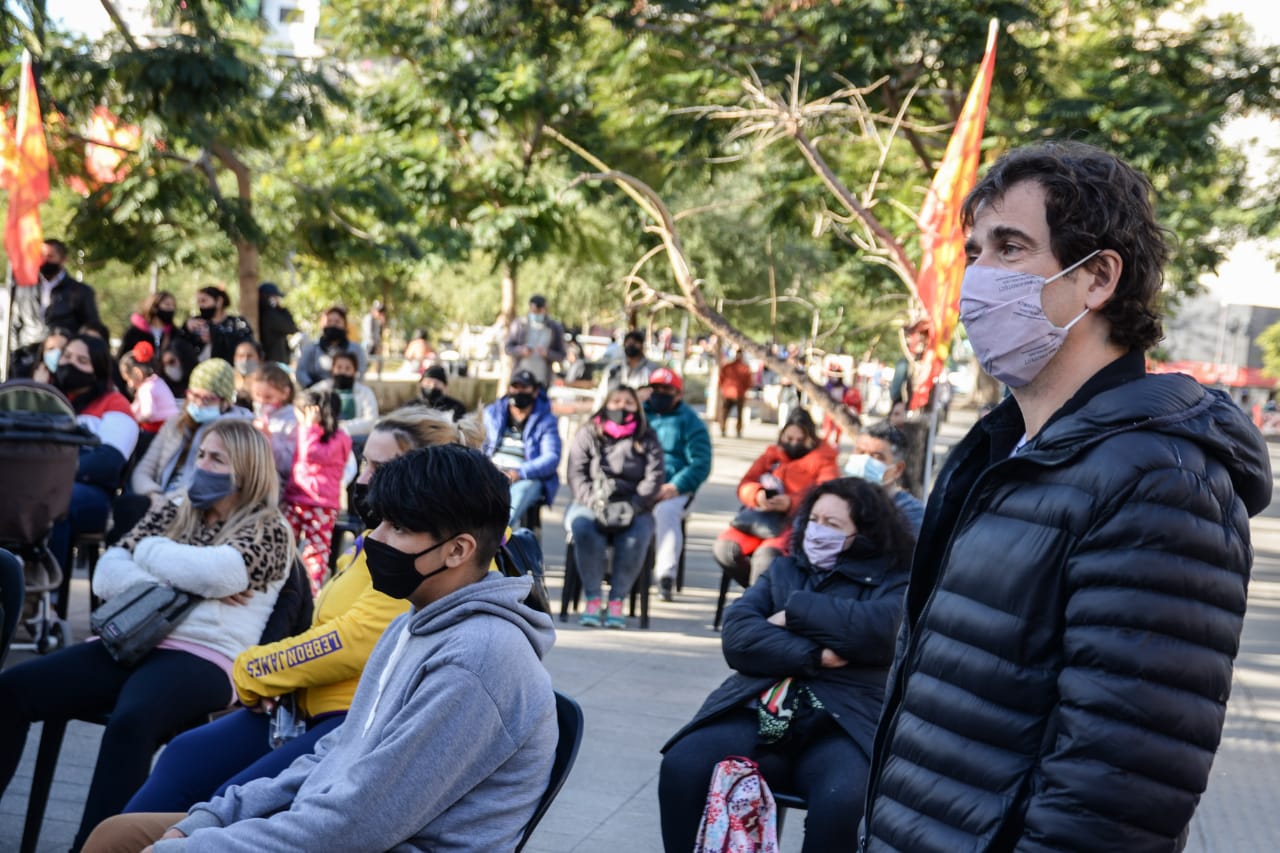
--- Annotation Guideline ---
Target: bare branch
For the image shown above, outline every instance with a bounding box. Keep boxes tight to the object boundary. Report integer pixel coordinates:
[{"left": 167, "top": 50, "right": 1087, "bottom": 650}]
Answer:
[
  {"left": 547, "top": 129, "right": 864, "bottom": 436},
  {"left": 99, "top": 0, "right": 141, "bottom": 52}
]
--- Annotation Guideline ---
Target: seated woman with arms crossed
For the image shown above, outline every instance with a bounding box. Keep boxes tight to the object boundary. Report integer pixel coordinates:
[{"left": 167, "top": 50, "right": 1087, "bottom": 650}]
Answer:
[{"left": 660, "top": 477, "right": 913, "bottom": 852}]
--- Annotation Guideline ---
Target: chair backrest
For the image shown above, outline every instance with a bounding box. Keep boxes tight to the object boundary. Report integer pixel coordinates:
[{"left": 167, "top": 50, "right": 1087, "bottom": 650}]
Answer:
[
  {"left": 516, "top": 690, "right": 584, "bottom": 852},
  {"left": 0, "top": 548, "right": 25, "bottom": 667},
  {"left": 258, "top": 558, "right": 316, "bottom": 645}
]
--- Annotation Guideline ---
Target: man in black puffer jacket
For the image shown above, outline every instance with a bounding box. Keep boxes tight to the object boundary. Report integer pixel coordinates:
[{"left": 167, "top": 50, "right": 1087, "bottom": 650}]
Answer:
[{"left": 859, "top": 142, "right": 1273, "bottom": 853}]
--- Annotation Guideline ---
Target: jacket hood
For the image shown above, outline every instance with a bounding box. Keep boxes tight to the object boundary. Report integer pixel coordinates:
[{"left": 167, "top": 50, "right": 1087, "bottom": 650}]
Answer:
[
  {"left": 408, "top": 573, "right": 555, "bottom": 660},
  {"left": 1033, "top": 372, "right": 1272, "bottom": 516}
]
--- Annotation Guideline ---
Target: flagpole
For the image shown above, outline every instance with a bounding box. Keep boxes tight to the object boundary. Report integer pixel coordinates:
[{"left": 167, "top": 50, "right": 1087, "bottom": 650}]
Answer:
[{"left": 1, "top": 262, "right": 13, "bottom": 383}]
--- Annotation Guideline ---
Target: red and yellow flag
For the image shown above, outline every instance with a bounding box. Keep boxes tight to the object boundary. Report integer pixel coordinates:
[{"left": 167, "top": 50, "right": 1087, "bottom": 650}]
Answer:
[
  {"left": 85, "top": 106, "right": 140, "bottom": 185},
  {"left": 3, "top": 51, "right": 50, "bottom": 287},
  {"left": 909, "top": 20, "right": 998, "bottom": 411}
]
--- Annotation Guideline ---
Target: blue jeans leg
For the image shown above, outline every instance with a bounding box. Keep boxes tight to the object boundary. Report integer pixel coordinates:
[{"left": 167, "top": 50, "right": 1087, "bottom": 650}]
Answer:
[
  {"left": 214, "top": 712, "right": 346, "bottom": 797},
  {"left": 124, "top": 707, "right": 273, "bottom": 813},
  {"left": 606, "top": 512, "right": 654, "bottom": 603},
  {"left": 566, "top": 503, "right": 608, "bottom": 601},
  {"left": 507, "top": 479, "right": 545, "bottom": 528}
]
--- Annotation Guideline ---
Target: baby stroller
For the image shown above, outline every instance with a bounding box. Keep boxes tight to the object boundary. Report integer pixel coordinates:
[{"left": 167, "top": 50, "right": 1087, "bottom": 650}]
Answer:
[{"left": 0, "top": 379, "right": 99, "bottom": 653}]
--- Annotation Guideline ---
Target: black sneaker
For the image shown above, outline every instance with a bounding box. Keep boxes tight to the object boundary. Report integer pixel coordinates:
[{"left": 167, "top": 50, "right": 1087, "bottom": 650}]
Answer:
[{"left": 659, "top": 576, "right": 674, "bottom": 602}]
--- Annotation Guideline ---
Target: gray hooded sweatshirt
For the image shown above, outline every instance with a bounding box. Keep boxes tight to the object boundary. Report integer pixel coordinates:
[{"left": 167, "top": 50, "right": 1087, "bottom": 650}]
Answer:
[{"left": 157, "top": 573, "right": 557, "bottom": 853}]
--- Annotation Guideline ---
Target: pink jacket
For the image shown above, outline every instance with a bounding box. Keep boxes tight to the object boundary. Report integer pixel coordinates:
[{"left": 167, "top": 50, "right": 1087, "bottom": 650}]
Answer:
[{"left": 283, "top": 424, "right": 352, "bottom": 509}]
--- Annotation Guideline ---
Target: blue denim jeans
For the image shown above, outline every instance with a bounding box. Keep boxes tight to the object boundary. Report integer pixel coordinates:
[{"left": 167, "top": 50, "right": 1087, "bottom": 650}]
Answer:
[
  {"left": 564, "top": 502, "right": 654, "bottom": 602},
  {"left": 508, "top": 478, "right": 545, "bottom": 528}
]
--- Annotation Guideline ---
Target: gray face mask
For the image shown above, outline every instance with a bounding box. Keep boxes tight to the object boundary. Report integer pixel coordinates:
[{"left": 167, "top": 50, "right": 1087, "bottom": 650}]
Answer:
[{"left": 187, "top": 468, "right": 235, "bottom": 508}]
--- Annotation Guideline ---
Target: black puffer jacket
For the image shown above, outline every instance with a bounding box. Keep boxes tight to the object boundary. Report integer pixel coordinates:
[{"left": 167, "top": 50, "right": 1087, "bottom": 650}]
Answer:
[
  {"left": 861, "top": 361, "right": 1272, "bottom": 853},
  {"left": 664, "top": 548, "right": 908, "bottom": 753}
]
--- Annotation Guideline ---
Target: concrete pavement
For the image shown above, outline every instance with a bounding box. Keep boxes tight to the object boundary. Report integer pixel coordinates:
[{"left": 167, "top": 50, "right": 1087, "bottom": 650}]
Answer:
[{"left": 3, "top": 408, "right": 1279, "bottom": 852}]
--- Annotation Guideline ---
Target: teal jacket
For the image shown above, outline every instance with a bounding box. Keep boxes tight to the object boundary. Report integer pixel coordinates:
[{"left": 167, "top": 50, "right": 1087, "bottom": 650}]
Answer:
[{"left": 644, "top": 401, "right": 712, "bottom": 496}]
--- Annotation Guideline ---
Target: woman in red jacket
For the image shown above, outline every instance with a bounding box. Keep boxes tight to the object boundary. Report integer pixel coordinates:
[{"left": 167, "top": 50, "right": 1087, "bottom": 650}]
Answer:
[{"left": 713, "top": 409, "right": 840, "bottom": 587}]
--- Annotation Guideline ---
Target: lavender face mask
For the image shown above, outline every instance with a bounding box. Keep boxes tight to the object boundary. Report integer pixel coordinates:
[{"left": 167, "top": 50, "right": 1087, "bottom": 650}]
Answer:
[{"left": 959, "top": 250, "right": 1100, "bottom": 388}]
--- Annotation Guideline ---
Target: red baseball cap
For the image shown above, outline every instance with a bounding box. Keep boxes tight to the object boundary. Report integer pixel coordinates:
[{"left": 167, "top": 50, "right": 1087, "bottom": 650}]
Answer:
[{"left": 647, "top": 367, "right": 683, "bottom": 392}]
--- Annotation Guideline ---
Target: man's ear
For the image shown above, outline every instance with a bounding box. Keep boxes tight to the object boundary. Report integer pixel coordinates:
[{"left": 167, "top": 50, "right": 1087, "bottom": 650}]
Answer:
[
  {"left": 445, "top": 533, "right": 478, "bottom": 568},
  {"left": 887, "top": 460, "right": 906, "bottom": 486},
  {"left": 1084, "top": 249, "right": 1123, "bottom": 311}
]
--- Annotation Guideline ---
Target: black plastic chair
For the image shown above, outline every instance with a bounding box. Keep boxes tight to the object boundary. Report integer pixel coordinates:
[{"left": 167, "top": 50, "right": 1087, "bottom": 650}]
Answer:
[
  {"left": 774, "top": 790, "right": 807, "bottom": 838},
  {"left": 559, "top": 530, "right": 653, "bottom": 629},
  {"left": 517, "top": 691, "right": 585, "bottom": 851},
  {"left": 0, "top": 547, "right": 24, "bottom": 667}
]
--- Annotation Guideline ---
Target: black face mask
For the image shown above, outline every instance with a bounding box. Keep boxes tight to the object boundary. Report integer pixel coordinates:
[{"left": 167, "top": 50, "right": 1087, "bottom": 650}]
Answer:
[
  {"left": 421, "top": 386, "right": 443, "bottom": 403},
  {"left": 350, "top": 482, "right": 382, "bottom": 530},
  {"left": 648, "top": 391, "right": 677, "bottom": 414},
  {"left": 198, "top": 306, "right": 217, "bottom": 321},
  {"left": 39, "top": 262, "right": 62, "bottom": 280},
  {"left": 624, "top": 344, "right": 643, "bottom": 359},
  {"left": 321, "top": 326, "right": 348, "bottom": 347},
  {"left": 155, "top": 309, "right": 176, "bottom": 326},
  {"left": 780, "top": 441, "right": 810, "bottom": 460},
  {"left": 55, "top": 364, "right": 96, "bottom": 394},
  {"left": 364, "top": 534, "right": 454, "bottom": 600},
  {"left": 510, "top": 391, "right": 535, "bottom": 410},
  {"left": 332, "top": 374, "right": 355, "bottom": 391},
  {"left": 602, "top": 408, "right": 635, "bottom": 425}
]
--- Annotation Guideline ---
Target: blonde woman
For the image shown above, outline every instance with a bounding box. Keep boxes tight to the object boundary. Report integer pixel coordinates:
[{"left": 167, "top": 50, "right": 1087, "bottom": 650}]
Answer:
[
  {"left": 0, "top": 419, "right": 294, "bottom": 852},
  {"left": 115, "top": 407, "right": 483, "bottom": 819}
]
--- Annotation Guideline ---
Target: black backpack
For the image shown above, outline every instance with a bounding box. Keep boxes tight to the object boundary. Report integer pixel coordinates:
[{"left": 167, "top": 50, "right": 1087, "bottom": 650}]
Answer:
[{"left": 495, "top": 528, "right": 551, "bottom": 615}]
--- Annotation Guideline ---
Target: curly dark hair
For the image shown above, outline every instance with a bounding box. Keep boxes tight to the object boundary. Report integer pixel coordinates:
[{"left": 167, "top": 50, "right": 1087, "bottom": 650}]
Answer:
[
  {"left": 961, "top": 141, "right": 1169, "bottom": 352},
  {"left": 789, "top": 477, "right": 915, "bottom": 573}
]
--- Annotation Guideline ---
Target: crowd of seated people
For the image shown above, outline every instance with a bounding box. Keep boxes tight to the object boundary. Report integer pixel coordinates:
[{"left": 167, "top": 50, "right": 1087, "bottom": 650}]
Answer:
[{"left": 3, "top": 271, "right": 942, "bottom": 852}]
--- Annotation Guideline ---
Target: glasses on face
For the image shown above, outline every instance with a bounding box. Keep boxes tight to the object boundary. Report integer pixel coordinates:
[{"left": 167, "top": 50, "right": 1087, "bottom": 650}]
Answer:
[{"left": 187, "top": 391, "right": 220, "bottom": 407}]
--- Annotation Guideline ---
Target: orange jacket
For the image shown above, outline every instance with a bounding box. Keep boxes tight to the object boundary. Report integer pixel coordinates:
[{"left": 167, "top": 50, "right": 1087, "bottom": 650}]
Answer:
[
  {"left": 737, "top": 442, "right": 840, "bottom": 511},
  {"left": 719, "top": 360, "right": 754, "bottom": 400}
]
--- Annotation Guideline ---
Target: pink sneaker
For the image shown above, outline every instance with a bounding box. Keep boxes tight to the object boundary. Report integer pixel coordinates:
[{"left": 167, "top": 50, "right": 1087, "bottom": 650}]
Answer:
[
  {"left": 605, "top": 600, "right": 626, "bottom": 629},
  {"left": 579, "top": 598, "right": 602, "bottom": 628}
]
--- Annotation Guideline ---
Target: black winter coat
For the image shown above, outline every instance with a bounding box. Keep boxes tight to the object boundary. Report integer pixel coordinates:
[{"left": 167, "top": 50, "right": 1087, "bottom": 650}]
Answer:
[
  {"left": 861, "top": 360, "right": 1272, "bottom": 853},
  {"left": 664, "top": 548, "right": 908, "bottom": 753}
]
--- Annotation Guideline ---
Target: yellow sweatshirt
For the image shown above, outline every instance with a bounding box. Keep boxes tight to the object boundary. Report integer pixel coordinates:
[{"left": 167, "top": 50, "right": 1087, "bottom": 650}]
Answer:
[{"left": 233, "top": 540, "right": 409, "bottom": 718}]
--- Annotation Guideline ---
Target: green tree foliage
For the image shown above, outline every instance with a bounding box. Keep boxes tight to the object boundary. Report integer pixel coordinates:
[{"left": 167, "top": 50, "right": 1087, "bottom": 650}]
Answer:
[
  {"left": 1259, "top": 319, "right": 1280, "bottom": 380},
  {"left": 3, "top": 1, "right": 1276, "bottom": 359}
]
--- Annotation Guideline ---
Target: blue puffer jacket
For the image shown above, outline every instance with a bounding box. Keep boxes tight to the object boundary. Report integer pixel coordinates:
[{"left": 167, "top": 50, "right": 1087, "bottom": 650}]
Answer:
[
  {"left": 860, "top": 356, "right": 1273, "bottom": 853},
  {"left": 482, "top": 394, "right": 562, "bottom": 506},
  {"left": 644, "top": 400, "right": 713, "bottom": 496}
]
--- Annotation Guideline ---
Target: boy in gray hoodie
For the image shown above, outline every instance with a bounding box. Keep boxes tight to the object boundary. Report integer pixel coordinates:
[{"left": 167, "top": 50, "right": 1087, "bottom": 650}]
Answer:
[{"left": 85, "top": 444, "right": 558, "bottom": 853}]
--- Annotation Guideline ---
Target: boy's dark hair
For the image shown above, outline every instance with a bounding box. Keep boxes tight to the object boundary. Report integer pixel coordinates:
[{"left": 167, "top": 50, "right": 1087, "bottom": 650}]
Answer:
[
  {"left": 302, "top": 388, "right": 342, "bottom": 443},
  {"left": 961, "top": 141, "right": 1169, "bottom": 352},
  {"left": 790, "top": 477, "right": 916, "bottom": 571},
  {"left": 865, "top": 420, "right": 908, "bottom": 462},
  {"left": 239, "top": 339, "right": 265, "bottom": 359},
  {"left": 198, "top": 285, "right": 231, "bottom": 309},
  {"left": 323, "top": 305, "right": 348, "bottom": 322},
  {"left": 623, "top": 329, "right": 645, "bottom": 345},
  {"left": 331, "top": 350, "right": 360, "bottom": 371},
  {"left": 43, "top": 238, "right": 69, "bottom": 257},
  {"left": 368, "top": 444, "right": 511, "bottom": 570}
]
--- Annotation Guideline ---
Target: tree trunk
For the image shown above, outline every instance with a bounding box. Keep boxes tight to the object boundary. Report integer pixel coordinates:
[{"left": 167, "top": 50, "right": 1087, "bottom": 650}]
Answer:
[
  {"left": 499, "top": 261, "right": 518, "bottom": 328},
  {"left": 236, "top": 239, "right": 259, "bottom": 335},
  {"left": 211, "top": 143, "right": 260, "bottom": 335}
]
